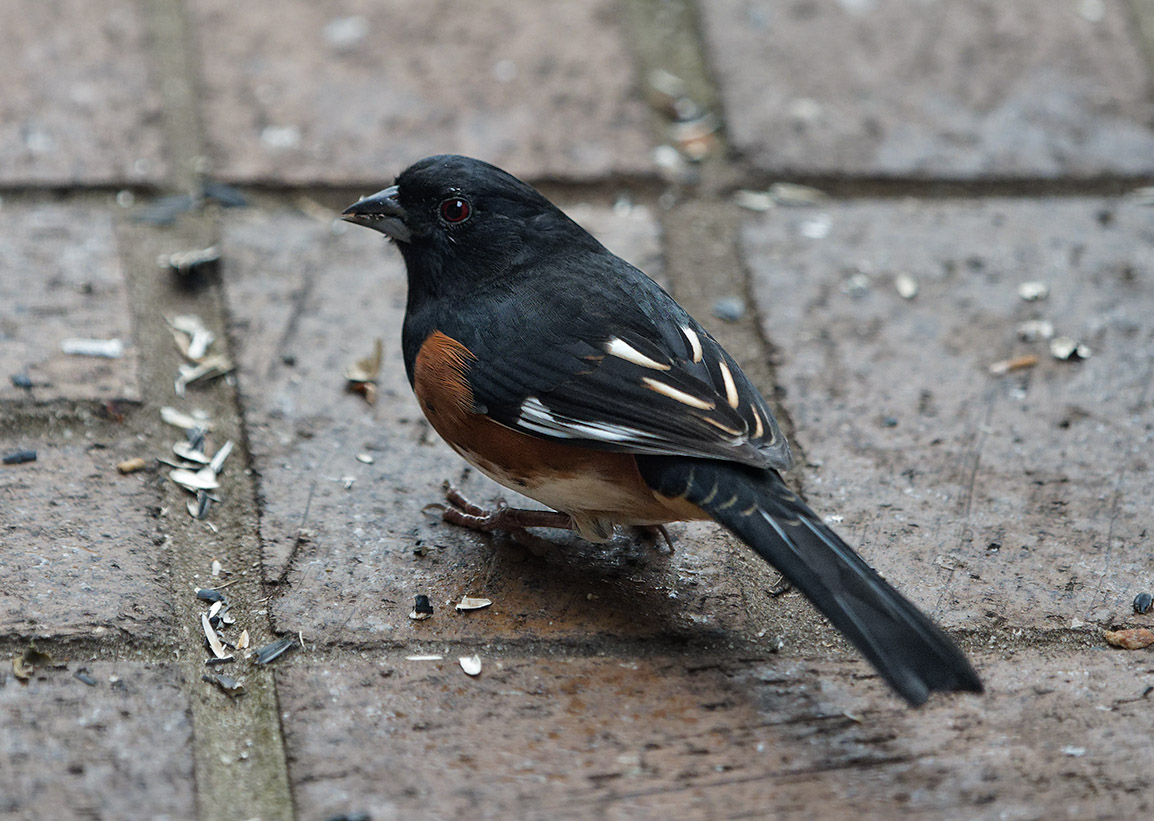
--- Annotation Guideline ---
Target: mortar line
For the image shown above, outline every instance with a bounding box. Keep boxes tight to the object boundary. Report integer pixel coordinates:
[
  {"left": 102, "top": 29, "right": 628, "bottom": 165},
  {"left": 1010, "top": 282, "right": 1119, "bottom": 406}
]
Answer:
[{"left": 137, "top": 0, "right": 295, "bottom": 818}]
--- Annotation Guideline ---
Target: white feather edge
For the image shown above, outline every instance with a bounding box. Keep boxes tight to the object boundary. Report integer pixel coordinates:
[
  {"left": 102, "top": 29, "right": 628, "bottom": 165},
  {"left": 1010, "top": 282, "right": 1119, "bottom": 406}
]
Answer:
[{"left": 518, "top": 396, "right": 659, "bottom": 444}]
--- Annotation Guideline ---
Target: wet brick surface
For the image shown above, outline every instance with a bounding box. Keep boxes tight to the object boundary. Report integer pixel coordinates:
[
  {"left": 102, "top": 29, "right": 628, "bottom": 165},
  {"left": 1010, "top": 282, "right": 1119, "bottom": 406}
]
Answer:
[
  {"left": 276, "top": 647, "right": 1151, "bottom": 819},
  {"left": 0, "top": 661, "right": 194, "bottom": 820},
  {"left": 0, "top": 203, "right": 142, "bottom": 403},
  {"left": 744, "top": 197, "right": 1154, "bottom": 628},
  {"left": 0, "top": 0, "right": 167, "bottom": 185},
  {"left": 0, "top": 437, "right": 172, "bottom": 640},
  {"left": 189, "top": 0, "right": 655, "bottom": 183},
  {"left": 702, "top": 0, "right": 1154, "bottom": 178}
]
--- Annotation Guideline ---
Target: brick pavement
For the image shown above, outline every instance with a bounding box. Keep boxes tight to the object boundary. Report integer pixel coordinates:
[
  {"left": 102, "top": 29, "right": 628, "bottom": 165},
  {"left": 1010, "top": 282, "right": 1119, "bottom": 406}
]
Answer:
[{"left": 2, "top": 1, "right": 1153, "bottom": 819}]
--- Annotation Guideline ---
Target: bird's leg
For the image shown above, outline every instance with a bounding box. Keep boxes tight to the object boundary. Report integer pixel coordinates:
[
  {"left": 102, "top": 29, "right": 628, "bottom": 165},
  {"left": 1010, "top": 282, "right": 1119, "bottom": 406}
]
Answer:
[{"left": 436, "top": 483, "right": 575, "bottom": 533}]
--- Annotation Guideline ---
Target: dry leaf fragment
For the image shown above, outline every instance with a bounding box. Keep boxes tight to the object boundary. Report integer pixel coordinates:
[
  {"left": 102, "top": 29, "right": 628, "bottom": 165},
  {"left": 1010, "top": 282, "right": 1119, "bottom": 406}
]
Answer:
[
  {"left": 1104, "top": 628, "right": 1154, "bottom": 650},
  {"left": 12, "top": 655, "right": 34, "bottom": 680},
  {"left": 344, "top": 338, "right": 383, "bottom": 383}
]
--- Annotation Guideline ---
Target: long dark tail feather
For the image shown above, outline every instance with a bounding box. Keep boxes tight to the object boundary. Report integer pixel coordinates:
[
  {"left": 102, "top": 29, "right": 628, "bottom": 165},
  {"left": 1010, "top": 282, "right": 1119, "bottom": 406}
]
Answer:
[{"left": 637, "top": 456, "right": 982, "bottom": 706}]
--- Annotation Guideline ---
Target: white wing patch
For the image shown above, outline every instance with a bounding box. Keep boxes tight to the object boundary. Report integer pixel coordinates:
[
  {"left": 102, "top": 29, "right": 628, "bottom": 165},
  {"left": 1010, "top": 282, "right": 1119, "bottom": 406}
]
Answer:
[
  {"left": 518, "top": 396, "right": 658, "bottom": 444},
  {"left": 605, "top": 337, "right": 670, "bottom": 371}
]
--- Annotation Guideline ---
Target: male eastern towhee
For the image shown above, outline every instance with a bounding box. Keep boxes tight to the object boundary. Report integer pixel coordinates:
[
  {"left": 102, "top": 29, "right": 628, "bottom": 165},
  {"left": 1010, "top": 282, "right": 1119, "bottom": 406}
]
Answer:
[{"left": 342, "top": 154, "right": 982, "bottom": 706}]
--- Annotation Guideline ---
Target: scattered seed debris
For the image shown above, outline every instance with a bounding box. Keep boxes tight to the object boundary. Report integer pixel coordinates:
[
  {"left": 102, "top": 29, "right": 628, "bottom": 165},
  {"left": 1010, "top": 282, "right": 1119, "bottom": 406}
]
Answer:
[
  {"left": 209, "top": 440, "right": 234, "bottom": 474},
  {"left": 768, "top": 182, "right": 828, "bottom": 207},
  {"left": 116, "top": 457, "right": 147, "bottom": 474},
  {"left": 1134, "top": 593, "right": 1153, "bottom": 615},
  {"left": 2, "top": 450, "right": 37, "bottom": 465},
  {"left": 405, "top": 654, "right": 444, "bottom": 662},
  {"left": 355, "top": 452, "right": 374, "bottom": 465},
  {"left": 647, "top": 68, "right": 700, "bottom": 120},
  {"left": 172, "top": 442, "right": 210, "bottom": 465},
  {"left": 459, "top": 655, "right": 482, "bottom": 677},
  {"left": 1017, "top": 319, "right": 1055, "bottom": 342},
  {"left": 160, "top": 406, "right": 213, "bottom": 431},
  {"left": 208, "top": 600, "right": 225, "bottom": 622},
  {"left": 211, "top": 559, "right": 223, "bottom": 577},
  {"left": 652, "top": 144, "right": 695, "bottom": 184},
  {"left": 1050, "top": 337, "right": 1091, "bottom": 361},
  {"left": 894, "top": 273, "right": 919, "bottom": 300},
  {"left": 1104, "top": 627, "right": 1154, "bottom": 650},
  {"left": 196, "top": 587, "right": 226, "bottom": 603},
  {"left": 158, "top": 245, "right": 220, "bottom": 277},
  {"left": 73, "top": 668, "right": 97, "bottom": 686},
  {"left": 202, "top": 613, "right": 230, "bottom": 660},
  {"left": 455, "top": 597, "right": 493, "bottom": 612},
  {"left": 237, "top": 629, "right": 250, "bottom": 650},
  {"left": 254, "top": 637, "right": 297, "bottom": 665},
  {"left": 1017, "top": 281, "right": 1050, "bottom": 302},
  {"left": 203, "top": 673, "right": 245, "bottom": 696},
  {"left": 409, "top": 594, "right": 434, "bottom": 621},
  {"left": 175, "top": 354, "right": 235, "bottom": 397},
  {"left": 61, "top": 337, "right": 125, "bottom": 358},
  {"left": 711, "top": 296, "right": 746, "bottom": 323},
  {"left": 799, "top": 213, "right": 832, "bottom": 240},
  {"left": 168, "top": 314, "right": 216, "bottom": 361},
  {"left": 10, "top": 373, "right": 34, "bottom": 390},
  {"left": 205, "top": 656, "right": 235, "bottom": 667},
  {"left": 1061, "top": 745, "right": 1087, "bottom": 758},
  {"left": 170, "top": 466, "right": 220, "bottom": 492},
  {"left": 669, "top": 113, "right": 719, "bottom": 161},
  {"left": 733, "top": 190, "right": 774, "bottom": 212},
  {"left": 988, "top": 354, "right": 1039, "bottom": 376},
  {"left": 187, "top": 492, "right": 212, "bottom": 519}
]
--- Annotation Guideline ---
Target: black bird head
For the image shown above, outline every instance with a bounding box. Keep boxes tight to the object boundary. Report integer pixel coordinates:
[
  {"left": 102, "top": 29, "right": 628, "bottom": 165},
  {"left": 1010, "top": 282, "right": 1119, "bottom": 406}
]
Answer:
[{"left": 342, "top": 155, "right": 598, "bottom": 288}]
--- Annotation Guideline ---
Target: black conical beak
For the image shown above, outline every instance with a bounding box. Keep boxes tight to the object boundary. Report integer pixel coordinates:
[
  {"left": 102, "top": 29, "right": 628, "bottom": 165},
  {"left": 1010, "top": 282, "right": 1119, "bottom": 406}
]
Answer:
[{"left": 341, "top": 185, "right": 412, "bottom": 242}]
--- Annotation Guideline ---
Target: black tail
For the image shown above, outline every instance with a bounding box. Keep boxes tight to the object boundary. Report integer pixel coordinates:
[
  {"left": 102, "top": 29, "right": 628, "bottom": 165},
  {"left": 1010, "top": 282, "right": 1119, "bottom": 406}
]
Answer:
[{"left": 637, "top": 456, "right": 982, "bottom": 706}]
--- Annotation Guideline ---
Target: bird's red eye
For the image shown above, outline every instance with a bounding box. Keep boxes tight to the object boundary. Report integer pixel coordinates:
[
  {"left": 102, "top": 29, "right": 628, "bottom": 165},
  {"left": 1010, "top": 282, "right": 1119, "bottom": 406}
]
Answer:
[{"left": 439, "top": 197, "right": 471, "bottom": 224}]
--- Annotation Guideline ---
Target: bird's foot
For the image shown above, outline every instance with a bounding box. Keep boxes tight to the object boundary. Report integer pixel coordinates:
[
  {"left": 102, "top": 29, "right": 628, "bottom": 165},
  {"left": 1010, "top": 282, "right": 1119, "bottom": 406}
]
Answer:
[{"left": 426, "top": 483, "right": 575, "bottom": 553}]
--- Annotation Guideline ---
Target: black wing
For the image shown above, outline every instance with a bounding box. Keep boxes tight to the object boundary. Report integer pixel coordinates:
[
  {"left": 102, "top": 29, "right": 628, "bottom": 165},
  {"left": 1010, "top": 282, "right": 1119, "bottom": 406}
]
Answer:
[{"left": 456, "top": 261, "right": 793, "bottom": 471}]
